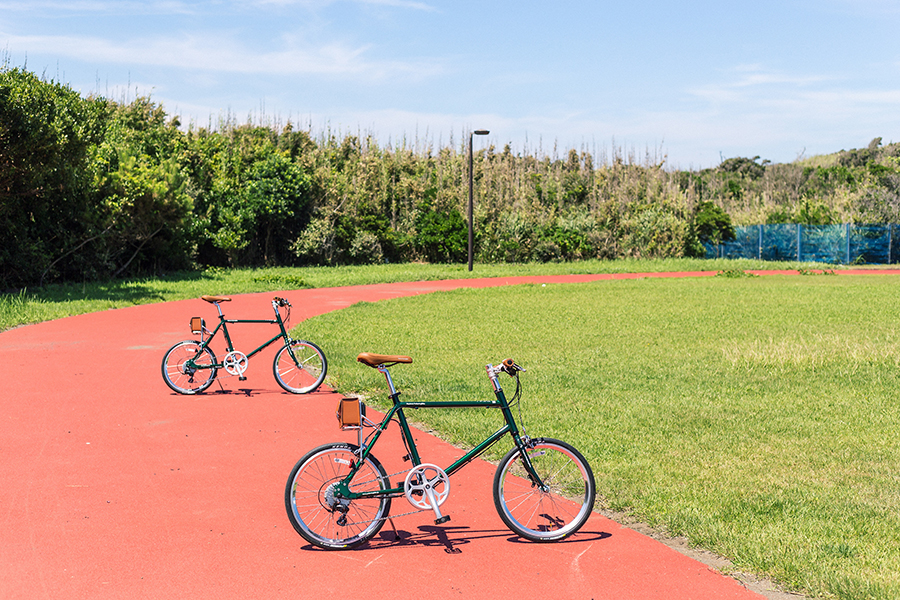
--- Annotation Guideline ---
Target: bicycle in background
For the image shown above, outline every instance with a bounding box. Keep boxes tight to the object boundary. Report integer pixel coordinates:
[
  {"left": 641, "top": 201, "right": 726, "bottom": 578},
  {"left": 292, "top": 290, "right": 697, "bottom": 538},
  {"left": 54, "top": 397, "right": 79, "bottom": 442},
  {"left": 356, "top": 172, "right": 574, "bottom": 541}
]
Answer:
[{"left": 162, "top": 295, "right": 326, "bottom": 395}]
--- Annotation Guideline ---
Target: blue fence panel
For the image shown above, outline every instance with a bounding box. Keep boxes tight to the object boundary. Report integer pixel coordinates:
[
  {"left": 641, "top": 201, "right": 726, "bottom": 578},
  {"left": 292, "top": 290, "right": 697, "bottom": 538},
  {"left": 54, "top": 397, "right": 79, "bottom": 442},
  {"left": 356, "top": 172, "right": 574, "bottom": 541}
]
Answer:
[
  {"left": 703, "top": 224, "right": 899, "bottom": 264},
  {"left": 850, "top": 225, "right": 891, "bottom": 264},
  {"left": 761, "top": 224, "right": 800, "bottom": 262},
  {"left": 708, "top": 226, "right": 760, "bottom": 259},
  {"left": 800, "top": 225, "right": 844, "bottom": 263},
  {"left": 893, "top": 225, "right": 900, "bottom": 264}
]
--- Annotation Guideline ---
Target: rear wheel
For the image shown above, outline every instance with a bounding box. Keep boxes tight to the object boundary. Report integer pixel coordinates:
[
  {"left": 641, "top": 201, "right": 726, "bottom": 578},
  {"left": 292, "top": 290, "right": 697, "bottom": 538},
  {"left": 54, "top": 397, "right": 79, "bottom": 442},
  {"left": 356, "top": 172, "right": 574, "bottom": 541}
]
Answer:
[
  {"left": 285, "top": 443, "right": 391, "bottom": 549},
  {"left": 493, "top": 438, "right": 595, "bottom": 542},
  {"left": 161, "top": 340, "right": 217, "bottom": 394},
  {"left": 273, "top": 340, "right": 327, "bottom": 393}
]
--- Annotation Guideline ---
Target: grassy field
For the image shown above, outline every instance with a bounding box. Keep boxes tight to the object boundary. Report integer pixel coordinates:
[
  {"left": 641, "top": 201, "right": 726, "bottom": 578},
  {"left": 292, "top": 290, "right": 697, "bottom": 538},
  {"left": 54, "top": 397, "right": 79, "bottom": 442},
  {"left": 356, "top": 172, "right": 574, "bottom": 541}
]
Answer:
[
  {"left": 294, "top": 272, "right": 900, "bottom": 600},
  {"left": 0, "top": 257, "right": 820, "bottom": 332}
]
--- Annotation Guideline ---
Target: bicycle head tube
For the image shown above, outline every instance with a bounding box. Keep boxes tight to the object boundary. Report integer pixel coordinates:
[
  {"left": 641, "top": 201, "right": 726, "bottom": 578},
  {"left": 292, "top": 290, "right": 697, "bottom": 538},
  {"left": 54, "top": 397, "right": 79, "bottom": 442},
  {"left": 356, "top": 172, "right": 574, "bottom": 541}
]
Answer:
[{"left": 486, "top": 364, "right": 504, "bottom": 392}]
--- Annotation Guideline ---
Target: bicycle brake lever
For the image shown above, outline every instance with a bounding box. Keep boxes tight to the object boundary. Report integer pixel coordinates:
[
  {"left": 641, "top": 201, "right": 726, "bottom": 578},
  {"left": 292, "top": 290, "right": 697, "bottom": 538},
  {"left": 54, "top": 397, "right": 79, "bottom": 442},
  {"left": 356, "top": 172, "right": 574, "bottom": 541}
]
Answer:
[{"left": 502, "top": 358, "right": 525, "bottom": 374}]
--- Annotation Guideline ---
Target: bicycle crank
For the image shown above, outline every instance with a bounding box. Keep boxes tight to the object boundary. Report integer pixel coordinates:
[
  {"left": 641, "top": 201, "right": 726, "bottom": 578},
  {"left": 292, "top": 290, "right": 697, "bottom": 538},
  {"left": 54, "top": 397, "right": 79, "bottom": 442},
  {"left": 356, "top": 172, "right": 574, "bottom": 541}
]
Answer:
[
  {"left": 223, "top": 350, "right": 249, "bottom": 379},
  {"left": 404, "top": 463, "right": 450, "bottom": 525}
]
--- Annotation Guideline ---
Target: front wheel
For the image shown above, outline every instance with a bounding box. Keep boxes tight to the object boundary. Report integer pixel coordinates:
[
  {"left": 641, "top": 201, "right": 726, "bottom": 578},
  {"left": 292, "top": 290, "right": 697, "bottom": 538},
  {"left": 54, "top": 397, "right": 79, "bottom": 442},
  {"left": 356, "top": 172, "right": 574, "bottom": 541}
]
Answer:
[
  {"left": 273, "top": 340, "right": 327, "bottom": 394},
  {"left": 493, "top": 438, "right": 596, "bottom": 542},
  {"left": 161, "top": 340, "right": 217, "bottom": 394},
  {"left": 285, "top": 443, "right": 391, "bottom": 549}
]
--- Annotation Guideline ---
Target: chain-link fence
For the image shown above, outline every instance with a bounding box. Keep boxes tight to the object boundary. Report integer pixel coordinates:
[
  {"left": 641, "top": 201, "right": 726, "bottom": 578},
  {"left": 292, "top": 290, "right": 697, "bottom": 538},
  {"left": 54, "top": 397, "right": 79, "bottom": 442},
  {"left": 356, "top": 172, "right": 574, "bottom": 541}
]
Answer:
[{"left": 704, "top": 224, "right": 900, "bottom": 264}]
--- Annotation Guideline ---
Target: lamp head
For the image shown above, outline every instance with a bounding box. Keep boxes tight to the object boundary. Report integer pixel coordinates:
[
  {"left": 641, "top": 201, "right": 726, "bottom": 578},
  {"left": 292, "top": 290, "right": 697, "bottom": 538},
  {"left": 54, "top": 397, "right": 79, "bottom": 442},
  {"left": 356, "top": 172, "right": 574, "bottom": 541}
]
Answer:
[{"left": 474, "top": 129, "right": 490, "bottom": 135}]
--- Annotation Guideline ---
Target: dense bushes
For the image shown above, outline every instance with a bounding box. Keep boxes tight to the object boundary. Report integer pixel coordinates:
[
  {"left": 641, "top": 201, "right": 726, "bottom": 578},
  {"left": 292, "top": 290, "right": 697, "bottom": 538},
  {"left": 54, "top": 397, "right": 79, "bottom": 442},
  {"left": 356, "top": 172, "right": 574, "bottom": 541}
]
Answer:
[
  {"left": 3, "top": 65, "right": 900, "bottom": 288},
  {"left": 698, "top": 142, "right": 900, "bottom": 226},
  {"left": 0, "top": 67, "right": 110, "bottom": 285}
]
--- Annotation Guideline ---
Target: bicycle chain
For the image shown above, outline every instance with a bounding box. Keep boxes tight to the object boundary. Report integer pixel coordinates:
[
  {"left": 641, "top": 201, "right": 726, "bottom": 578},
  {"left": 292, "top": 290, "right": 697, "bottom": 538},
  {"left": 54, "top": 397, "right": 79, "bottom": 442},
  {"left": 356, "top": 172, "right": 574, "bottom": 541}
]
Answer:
[
  {"left": 332, "top": 466, "right": 428, "bottom": 527},
  {"left": 346, "top": 507, "right": 426, "bottom": 527}
]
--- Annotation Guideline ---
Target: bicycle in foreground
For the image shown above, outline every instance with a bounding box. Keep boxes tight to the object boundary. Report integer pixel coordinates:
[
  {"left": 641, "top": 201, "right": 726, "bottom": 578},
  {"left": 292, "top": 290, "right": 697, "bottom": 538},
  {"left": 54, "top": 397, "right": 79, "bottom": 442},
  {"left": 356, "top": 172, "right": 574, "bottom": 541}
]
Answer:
[
  {"left": 161, "top": 295, "right": 327, "bottom": 395},
  {"left": 285, "top": 353, "right": 596, "bottom": 549}
]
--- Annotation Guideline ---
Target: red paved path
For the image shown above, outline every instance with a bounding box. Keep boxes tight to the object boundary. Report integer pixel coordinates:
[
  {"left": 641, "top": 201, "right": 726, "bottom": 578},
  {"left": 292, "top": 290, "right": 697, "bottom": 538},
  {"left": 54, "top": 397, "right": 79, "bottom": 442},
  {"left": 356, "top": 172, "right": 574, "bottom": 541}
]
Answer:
[{"left": 6, "top": 269, "right": 895, "bottom": 600}]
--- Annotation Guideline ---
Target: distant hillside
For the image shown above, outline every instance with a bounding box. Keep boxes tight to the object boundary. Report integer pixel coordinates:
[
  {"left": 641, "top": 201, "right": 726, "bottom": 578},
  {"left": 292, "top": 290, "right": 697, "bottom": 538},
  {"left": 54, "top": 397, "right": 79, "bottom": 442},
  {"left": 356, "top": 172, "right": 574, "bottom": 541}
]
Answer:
[{"left": 711, "top": 137, "right": 899, "bottom": 226}]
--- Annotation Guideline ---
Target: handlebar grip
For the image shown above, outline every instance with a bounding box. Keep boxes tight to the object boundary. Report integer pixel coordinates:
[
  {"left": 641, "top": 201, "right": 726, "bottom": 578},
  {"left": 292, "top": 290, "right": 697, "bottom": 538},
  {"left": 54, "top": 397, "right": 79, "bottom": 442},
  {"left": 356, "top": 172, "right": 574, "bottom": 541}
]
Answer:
[{"left": 501, "top": 358, "right": 524, "bottom": 374}]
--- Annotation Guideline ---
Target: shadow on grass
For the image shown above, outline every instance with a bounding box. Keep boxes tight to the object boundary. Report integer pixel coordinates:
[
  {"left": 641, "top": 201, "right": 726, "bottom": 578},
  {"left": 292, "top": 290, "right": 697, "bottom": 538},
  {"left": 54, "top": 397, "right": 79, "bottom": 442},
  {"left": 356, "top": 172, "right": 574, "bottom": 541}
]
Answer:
[{"left": 34, "top": 270, "right": 211, "bottom": 304}]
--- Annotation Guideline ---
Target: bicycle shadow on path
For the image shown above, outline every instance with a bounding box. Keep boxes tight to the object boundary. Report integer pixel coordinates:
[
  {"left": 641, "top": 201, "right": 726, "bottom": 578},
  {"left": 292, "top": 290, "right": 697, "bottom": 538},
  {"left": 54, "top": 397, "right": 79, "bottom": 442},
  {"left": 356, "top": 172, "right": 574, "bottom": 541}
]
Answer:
[{"left": 299, "top": 523, "right": 613, "bottom": 555}]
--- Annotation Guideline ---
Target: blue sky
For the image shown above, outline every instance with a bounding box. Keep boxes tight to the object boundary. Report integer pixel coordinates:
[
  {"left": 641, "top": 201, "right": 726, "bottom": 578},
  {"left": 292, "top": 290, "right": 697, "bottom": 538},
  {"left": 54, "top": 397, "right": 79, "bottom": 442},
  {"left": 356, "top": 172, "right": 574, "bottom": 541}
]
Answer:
[{"left": 2, "top": 0, "right": 899, "bottom": 168}]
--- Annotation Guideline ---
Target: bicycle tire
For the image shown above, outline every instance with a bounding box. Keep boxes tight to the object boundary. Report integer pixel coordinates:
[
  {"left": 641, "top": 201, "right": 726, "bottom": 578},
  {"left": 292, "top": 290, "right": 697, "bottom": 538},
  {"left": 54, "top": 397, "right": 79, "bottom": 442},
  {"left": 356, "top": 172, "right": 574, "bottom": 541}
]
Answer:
[
  {"left": 493, "top": 438, "right": 596, "bottom": 542},
  {"left": 161, "top": 340, "right": 218, "bottom": 394},
  {"left": 273, "top": 340, "right": 327, "bottom": 394},
  {"left": 285, "top": 443, "right": 391, "bottom": 550}
]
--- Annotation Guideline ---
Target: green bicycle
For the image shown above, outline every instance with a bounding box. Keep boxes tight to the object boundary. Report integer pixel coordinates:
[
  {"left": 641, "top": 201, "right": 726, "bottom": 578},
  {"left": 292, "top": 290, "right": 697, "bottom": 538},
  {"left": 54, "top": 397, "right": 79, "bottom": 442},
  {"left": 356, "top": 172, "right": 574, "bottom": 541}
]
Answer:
[
  {"left": 285, "top": 354, "right": 596, "bottom": 549},
  {"left": 161, "top": 295, "right": 327, "bottom": 395}
]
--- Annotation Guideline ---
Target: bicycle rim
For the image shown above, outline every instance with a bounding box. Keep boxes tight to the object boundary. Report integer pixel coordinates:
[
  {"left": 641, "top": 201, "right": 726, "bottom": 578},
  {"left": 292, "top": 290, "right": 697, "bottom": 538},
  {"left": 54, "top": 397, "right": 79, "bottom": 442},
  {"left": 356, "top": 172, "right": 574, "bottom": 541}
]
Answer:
[
  {"left": 274, "top": 340, "right": 327, "bottom": 394},
  {"left": 493, "top": 439, "right": 595, "bottom": 541},
  {"left": 161, "top": 341, "right": 217, "bottom": 394},
  {"left": 285, "top": 443, "right": 390, "bottom": 549}
]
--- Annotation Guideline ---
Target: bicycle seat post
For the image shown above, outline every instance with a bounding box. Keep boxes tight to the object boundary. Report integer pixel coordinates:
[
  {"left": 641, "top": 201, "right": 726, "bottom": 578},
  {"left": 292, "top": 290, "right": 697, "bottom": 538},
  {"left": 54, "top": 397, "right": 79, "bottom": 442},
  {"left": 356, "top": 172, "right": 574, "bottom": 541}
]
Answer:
[{"left": 376, "top": 364, "right": 400, "bottom": 399}]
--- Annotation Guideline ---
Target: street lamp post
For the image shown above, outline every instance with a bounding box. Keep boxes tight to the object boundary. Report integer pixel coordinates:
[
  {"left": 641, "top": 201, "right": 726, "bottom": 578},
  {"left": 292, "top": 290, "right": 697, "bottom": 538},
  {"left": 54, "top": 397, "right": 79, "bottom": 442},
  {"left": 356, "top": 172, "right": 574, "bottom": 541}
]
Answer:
[{"left": 468, "top": 129, "right": 489, "bottom": 271}]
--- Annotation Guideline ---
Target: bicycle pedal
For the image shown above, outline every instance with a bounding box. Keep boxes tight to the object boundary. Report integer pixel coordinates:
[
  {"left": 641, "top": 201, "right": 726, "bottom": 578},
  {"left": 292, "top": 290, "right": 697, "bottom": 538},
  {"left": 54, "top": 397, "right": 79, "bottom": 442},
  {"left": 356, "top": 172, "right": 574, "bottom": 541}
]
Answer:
[
  {"left": 239, "top": 376, "right": 247, "bottom": 381},
  {"left": 434, "top": 515, "right": 451, "bottom": 525}
]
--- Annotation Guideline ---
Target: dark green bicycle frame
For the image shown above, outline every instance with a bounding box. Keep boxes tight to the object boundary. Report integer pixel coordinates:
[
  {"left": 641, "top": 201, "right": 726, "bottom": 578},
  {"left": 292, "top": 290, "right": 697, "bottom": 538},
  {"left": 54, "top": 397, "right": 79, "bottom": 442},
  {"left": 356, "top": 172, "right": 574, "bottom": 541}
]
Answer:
[
  {"left": 335, "top": 384, "right": 545, "bottom": 501},
  {"left": 186, "top": 311, "right": 296, "bottom": 371}
]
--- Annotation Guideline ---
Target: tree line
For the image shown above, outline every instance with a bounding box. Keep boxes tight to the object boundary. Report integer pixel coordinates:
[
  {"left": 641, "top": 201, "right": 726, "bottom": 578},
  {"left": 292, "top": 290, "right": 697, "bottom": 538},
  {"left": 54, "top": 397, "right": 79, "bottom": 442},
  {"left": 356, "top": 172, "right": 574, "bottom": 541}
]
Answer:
[{"left": 3, "top": 64, "right": 899, "bottom": 289}]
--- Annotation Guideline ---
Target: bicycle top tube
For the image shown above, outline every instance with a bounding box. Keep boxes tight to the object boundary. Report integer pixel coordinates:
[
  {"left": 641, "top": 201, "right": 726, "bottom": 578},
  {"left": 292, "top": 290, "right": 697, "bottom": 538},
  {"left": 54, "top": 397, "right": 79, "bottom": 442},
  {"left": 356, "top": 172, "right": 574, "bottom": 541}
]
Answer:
[
  {"left": 194, "top": 296, "right": 293, "bottom": 351},
  {"left": 355, "top": 352, "right": 522, "bottom": 413},
  {"left": 199, "top": 295, "right": 291, "bottom": 324}
]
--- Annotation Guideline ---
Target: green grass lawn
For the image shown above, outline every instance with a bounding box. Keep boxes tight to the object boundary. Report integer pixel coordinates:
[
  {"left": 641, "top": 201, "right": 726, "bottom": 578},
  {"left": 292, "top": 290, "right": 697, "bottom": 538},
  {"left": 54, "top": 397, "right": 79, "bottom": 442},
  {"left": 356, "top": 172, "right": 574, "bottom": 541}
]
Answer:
[
  {"left": 294, "top": 273, "right": 900, "bottom": 600},
  {"left": 0, "top": 257, "right": 827, "bottom": 332}
]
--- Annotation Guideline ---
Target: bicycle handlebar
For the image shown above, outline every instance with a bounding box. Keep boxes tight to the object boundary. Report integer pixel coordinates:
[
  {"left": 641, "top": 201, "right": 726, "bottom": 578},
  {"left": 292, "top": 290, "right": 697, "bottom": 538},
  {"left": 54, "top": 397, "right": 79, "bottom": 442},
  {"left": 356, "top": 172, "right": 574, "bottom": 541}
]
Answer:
[
  {"left": 272, "top": 297, "right": 291, "bottom": 308},
  {"left": 489, "top": 358, "right": 525, "bottom": 377}
]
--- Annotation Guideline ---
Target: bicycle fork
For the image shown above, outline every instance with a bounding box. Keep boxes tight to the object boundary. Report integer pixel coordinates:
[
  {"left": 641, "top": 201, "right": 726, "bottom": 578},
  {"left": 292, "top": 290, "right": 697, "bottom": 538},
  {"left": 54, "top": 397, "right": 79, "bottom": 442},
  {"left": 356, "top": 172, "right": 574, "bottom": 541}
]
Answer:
[{"left": 486, "top": 365, "right": 550, "bottom": 494}]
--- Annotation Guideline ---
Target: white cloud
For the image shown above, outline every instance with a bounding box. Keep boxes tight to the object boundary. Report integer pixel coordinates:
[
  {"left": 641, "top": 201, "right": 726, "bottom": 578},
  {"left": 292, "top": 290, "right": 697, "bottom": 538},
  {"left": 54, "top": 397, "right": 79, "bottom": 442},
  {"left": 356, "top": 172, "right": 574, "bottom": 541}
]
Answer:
[
  {"left": 690, "top": 66, "right": 900, "bottom": 117},
  {"left": 727, "top": 65, "right": 831, "bottom": 88},
  {"left": 250, "top": 0, "right": 436, "bottom": 10},
  {"left": 689, "top": 65, "right": 834, "bottom": 105},
  {"left": 0, "top": 1, "right": 198, "bottom": 14},
  {"left": 354, "top": 0, "right": 435, "bottom": 10},
  {"left": 2, "top": 30, "right": 441, "bottom": 79}
]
